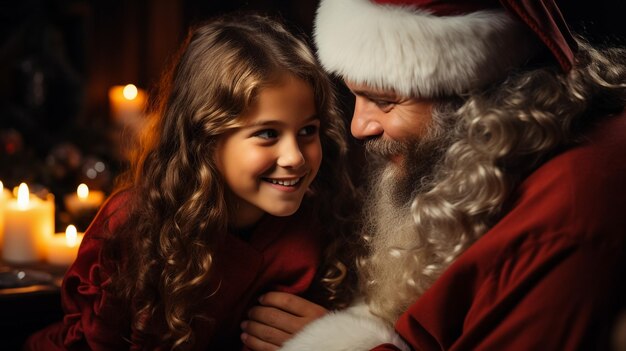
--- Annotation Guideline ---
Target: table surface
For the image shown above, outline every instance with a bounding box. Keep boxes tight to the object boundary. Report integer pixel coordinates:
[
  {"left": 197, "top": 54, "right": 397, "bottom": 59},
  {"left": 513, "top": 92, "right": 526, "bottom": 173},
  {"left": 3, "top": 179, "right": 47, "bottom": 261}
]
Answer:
[{"left": 0, "top": 261, "right": 66, "bottom": 350}]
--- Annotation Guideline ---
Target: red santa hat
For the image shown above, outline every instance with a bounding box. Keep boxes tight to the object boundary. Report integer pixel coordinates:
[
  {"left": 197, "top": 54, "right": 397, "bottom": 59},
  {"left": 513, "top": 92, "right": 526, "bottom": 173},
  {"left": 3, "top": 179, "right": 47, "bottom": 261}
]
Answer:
[{"left": 313, "top": 0, "right": 578, "bottom": 97}]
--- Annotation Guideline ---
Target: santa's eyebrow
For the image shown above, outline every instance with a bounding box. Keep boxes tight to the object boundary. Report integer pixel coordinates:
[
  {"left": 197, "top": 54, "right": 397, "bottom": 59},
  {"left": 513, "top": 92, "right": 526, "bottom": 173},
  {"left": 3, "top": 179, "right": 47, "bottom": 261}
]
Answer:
[{"left": 350, "top": 89, "right": 397, "bottom": 101}]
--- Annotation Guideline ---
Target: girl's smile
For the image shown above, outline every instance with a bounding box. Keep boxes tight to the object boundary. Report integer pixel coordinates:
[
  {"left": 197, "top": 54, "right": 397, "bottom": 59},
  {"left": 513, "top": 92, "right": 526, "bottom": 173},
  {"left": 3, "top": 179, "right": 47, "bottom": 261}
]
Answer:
[{"left": 262, "top": 175, "right": 307, "bottom": 191}]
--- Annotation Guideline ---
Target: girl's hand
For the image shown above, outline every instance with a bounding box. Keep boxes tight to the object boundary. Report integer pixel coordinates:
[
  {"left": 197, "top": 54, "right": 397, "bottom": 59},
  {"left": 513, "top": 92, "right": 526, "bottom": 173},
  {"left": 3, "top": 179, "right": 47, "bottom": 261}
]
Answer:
[{"left": 241, "top": 291, "right": 328, "bottom": 351}]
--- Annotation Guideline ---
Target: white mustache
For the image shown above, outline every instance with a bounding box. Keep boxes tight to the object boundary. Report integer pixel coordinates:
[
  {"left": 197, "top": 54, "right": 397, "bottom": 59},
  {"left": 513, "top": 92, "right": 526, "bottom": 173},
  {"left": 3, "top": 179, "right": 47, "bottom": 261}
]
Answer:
[{"left": 364, "top": 138, "right": 409, "bottom": 158}]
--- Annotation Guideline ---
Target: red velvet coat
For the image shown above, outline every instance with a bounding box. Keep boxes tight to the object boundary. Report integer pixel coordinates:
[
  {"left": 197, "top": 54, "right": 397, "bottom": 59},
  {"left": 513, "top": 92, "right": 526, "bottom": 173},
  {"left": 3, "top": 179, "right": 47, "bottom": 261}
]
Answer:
[{"left": 25, "top": 192, "right": 324, "bottom": 350}]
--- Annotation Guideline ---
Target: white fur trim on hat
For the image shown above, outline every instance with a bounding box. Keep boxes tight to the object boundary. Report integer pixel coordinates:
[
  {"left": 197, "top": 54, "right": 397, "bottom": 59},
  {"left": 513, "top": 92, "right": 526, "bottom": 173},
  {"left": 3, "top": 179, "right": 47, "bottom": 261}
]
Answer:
[
  {"left": 279, "top": 302, "right": 410, "bottom": 351},
  {"left": 314, "top": 0, "right": 539, "bottom": 97}
]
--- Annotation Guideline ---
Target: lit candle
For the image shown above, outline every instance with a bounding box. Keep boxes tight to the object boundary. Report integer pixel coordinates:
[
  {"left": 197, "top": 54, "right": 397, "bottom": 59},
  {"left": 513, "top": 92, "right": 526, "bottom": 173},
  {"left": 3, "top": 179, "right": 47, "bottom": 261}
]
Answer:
[
  {"left": 64, "top": 183, "right": 105, "bottom": 217},
  {"left": 47, "top": 224, "right": 84, "bottom": 266},
  {"left": 108, "top": 84, "right": 147, "bottom": 124},
  {"left": 2, "top": 183, "right": 55, "bottom": 264}
]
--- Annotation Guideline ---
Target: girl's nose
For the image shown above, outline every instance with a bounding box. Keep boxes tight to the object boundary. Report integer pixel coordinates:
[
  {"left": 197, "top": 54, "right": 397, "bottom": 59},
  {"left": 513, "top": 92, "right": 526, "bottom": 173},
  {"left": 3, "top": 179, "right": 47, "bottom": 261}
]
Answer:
[{"left": 277, "top": 138, "right": 306, "bottom": 169}]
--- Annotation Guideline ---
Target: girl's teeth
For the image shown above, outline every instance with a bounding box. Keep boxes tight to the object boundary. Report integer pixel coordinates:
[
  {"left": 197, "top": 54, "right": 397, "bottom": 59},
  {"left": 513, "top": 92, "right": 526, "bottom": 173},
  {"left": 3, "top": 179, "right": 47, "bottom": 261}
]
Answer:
[{"left": 270, "top": 178, "right": 300, "bottom": 186}]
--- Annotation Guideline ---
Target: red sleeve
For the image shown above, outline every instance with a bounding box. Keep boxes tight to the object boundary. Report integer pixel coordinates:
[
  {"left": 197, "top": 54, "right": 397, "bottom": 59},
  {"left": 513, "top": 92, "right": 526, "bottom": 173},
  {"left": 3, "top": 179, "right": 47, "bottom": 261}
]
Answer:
[
  {"left": 395, "top": 240, "right": 624, "bottom": 351},
  {"left": 25, "top": 193, "right": 132, "bottom": 351},
  {"left": 461, "top": 243, "right": 623, "bottom": 350},
  {"left": 371, "top": 343, "right": 404, "bottom": 351}
]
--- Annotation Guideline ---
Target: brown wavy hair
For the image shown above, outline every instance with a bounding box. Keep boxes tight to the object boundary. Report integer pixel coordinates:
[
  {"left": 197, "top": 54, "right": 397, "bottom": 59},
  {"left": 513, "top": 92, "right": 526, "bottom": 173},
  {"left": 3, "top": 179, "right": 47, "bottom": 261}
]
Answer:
[
  {"left": 361, "top": 39, "right": 626, "bottom": 323},
  {"left": 105, "top": 14, "right": 358, "bottom": 349}
]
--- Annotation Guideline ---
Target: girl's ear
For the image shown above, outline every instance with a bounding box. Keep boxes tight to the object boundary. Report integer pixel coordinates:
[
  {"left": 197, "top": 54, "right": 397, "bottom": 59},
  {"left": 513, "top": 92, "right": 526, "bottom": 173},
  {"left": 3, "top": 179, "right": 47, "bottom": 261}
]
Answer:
[{"left": 213, "top": 138, "right": 224, "bottom": 174}]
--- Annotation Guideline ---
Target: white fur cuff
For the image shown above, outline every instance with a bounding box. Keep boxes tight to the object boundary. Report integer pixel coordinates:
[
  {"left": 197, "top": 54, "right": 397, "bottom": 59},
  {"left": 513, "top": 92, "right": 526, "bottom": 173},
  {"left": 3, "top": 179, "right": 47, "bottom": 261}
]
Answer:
[{"left": 279, "top": 303, "right": 410, "bottom": 351}]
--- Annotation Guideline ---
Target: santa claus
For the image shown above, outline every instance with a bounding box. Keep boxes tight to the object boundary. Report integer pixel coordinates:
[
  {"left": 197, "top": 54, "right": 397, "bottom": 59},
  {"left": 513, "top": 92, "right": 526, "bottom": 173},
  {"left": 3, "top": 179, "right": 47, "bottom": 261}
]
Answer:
[{"left": 277, "top": 0, "right": 626, "bottom": 350}]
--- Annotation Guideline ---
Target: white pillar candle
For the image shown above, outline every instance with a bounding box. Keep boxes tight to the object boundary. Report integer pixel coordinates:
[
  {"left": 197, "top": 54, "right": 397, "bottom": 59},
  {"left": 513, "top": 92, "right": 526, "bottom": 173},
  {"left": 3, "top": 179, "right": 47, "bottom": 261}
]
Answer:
[
  {"left": 64, "top": 183, "right": 105, "bottom": 217},
  {"left": 108, "top": 84, "right": 147, "bottom": 125},
  {"left": 108, "top": 84, "right": 148, "bottom": 161},
  {"left": 2, "top": 183, "right": 55, "bottom": 264},
  {"left": 47, "top": 224, "right": 84, "bottom": 266}
]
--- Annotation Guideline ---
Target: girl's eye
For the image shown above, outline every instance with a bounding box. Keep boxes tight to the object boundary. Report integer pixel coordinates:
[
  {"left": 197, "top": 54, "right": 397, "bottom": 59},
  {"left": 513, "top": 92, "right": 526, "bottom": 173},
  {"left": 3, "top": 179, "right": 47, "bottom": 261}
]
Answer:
[
  {"left": 298, "top": 125, "right": 319, "bottom": 136},
  {"left": 254, "top": 129, "right": 279, "bottom": 139}
]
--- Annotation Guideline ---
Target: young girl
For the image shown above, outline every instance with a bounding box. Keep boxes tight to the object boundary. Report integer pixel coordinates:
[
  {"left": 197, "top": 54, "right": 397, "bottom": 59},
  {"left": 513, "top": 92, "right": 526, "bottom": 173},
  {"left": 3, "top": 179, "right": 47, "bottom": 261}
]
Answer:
[{"left": 26, "top": 14, "right": 358, "bottom": 350}]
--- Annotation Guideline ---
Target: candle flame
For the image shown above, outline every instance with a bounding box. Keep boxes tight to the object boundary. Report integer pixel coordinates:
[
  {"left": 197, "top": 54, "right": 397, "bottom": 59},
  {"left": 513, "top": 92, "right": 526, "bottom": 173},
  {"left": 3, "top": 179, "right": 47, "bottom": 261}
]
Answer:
[
  {"left": 65, "top": 225, "right": 78, "bottom": 247},
  {"left": 77, "top": 183, "right": 89, "bottom": 199},
  {"left": 0, "top": 180, "right": 3, "bottom": 193},
  {"left": 17, "top": 183, "right": 29, "bottom": 209},
  {"left": 122, "top": 84, "right": 138, "bottom": 100}
]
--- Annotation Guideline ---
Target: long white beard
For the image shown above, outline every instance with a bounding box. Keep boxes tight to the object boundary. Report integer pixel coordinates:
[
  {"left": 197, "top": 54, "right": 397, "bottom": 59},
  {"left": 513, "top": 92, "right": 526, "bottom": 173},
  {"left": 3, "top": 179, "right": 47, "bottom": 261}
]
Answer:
[
  {"left": 360, "top": 107, "right": 457, "bottom": 323},
  {"left": 361, "top": 161, "right": 428, "bottom": 322}
]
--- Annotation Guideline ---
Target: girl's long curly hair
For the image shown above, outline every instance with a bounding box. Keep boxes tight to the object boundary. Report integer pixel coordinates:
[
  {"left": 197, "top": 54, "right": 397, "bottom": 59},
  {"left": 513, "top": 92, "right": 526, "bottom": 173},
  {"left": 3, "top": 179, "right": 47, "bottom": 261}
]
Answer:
[
  {"left": 104, "top": 14, "right": 358, "bottom": 349},
  {"left": 361, "top": 39, "right": 626, "bottom": 323}
]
